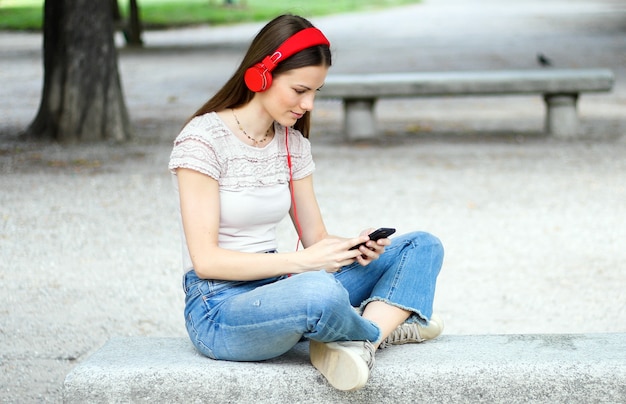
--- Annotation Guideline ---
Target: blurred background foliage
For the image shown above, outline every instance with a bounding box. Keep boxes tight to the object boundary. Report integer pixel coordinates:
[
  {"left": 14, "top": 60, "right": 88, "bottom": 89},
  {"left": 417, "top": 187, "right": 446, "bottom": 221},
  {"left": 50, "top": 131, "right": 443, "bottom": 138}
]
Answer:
[{"left": 0, "top": 0, "right": 422, "bottom": 31}]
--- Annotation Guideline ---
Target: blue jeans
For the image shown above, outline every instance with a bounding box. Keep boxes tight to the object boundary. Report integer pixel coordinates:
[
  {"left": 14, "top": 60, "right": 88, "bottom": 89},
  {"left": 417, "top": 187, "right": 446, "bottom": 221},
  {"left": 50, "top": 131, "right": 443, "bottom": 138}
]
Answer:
[{"left": 182, "top": 231, "right": 443, "bottom": 361}]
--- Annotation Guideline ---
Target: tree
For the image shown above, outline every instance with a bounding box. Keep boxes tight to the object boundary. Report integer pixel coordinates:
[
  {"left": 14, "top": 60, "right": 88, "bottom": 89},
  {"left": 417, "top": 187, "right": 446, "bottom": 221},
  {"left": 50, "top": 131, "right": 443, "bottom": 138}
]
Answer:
[
  {"left": 25, "top": 0, "right": 131, "bottom": 142},
  {"left": 111, "top": 0, "right": 144, "bottom": 47},
  {"left": 125, "top": 0, "right": 144, "bottom": 47},
  {"left": 109, "top": 0, "right": 143, "bottom": 47}
]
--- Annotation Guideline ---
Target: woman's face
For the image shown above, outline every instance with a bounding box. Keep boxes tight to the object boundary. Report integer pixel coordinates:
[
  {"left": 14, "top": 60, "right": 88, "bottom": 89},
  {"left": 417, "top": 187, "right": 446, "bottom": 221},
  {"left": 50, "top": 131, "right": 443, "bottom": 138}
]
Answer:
[{"left": 258, "top": 64, "right": 329, "bottom": 127}]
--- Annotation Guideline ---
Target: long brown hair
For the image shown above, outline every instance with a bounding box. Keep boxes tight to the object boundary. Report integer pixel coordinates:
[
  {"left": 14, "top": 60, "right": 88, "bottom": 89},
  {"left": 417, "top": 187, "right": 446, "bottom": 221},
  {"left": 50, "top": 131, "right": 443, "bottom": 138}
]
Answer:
[{"left": 188, "top": 14, "right": 332, "bottom": 138}]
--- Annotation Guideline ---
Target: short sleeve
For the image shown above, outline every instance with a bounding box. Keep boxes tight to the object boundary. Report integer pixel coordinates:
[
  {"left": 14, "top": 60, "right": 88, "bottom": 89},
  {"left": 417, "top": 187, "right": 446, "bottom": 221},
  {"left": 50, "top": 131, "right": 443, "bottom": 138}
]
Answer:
[
  {"left": 168, "top": 118, "right": 221, "bottom": 180},
  {"left": 286, "top": 127, "right": 315, "bottom": 180}
]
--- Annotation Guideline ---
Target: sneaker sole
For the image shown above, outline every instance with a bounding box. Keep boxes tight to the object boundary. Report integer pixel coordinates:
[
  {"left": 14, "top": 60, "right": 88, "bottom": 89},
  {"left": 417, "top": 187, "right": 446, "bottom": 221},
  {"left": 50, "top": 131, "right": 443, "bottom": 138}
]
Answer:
[{"left": 309, "top": 340, "right": 369, "bottom": 391}]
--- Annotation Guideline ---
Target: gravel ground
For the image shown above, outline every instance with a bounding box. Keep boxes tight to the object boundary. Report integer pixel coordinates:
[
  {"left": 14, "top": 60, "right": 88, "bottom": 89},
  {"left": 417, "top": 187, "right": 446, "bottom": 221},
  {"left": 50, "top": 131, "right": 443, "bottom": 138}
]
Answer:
[{"left": 1, "top": 0, "right": 625, "bottom": 402}]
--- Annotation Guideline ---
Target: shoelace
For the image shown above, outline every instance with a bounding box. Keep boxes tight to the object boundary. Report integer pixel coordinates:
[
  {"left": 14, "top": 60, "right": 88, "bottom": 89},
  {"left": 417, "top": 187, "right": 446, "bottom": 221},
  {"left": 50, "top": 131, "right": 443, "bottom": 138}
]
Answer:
[
  {"left": 379, "top": 324, "right": 424, "bottom": 349},
  {"left": 361, "top": 341, "right": 376, "bottom": 370},
  {"left": 394, "top": 324, "right": 424, "bottom": 343}
]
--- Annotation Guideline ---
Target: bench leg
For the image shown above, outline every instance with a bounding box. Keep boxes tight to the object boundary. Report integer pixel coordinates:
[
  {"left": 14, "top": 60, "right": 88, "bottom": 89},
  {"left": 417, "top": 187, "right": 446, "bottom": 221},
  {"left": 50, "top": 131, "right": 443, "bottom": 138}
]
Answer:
[
  {"left": 544, "top": 94, "right": 579, "bottom": 138},
  {"left": 344, "top": 99, "right": 377, "bottom": 140}
]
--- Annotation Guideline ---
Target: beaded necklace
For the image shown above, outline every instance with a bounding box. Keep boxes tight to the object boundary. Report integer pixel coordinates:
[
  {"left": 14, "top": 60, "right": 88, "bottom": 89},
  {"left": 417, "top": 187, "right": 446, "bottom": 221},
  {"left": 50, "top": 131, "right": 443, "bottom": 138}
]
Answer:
[{"left": 231, "top": 109, "right": 271, "bottom": 146}]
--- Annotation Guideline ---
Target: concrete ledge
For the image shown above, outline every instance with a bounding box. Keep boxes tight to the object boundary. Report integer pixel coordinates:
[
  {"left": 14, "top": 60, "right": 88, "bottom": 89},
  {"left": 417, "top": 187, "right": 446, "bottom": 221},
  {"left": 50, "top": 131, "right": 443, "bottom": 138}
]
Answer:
[{"left": 63, "top": 334, "right": 626, "bottom": 403}]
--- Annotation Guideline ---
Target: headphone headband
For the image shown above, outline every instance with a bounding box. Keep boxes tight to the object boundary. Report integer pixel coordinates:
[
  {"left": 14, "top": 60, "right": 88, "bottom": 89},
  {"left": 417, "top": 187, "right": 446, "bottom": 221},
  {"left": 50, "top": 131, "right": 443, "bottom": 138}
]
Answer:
[
  {"left": 244, "top": 27, "right": 330, "bottom": 92},
  {"left": 264, "top": 27, "right": 330, "bottom": 72}
]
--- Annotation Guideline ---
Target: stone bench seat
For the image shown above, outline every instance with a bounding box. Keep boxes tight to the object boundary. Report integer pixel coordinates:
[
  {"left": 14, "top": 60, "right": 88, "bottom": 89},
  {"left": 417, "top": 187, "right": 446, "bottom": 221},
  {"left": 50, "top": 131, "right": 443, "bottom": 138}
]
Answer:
[
  {"left": 63, "top": 333, "right": 626, "bottom": 403},
  {"left": 317, "top": 69, "right": 615, "bottom": 140}
]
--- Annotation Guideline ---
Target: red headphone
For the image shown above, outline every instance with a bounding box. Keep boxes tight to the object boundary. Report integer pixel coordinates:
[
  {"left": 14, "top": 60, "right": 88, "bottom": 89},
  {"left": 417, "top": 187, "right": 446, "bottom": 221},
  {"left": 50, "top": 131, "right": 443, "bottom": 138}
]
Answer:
[{"left": 244, "top": 27, "right": 330, "bottom": 93}]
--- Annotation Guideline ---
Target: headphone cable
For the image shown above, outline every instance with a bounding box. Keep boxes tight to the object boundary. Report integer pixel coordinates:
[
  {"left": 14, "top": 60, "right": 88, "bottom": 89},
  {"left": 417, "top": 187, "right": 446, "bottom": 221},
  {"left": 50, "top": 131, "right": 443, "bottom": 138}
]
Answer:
[{"left": 285, "top": 126, "right": 303, "bottom": 251}]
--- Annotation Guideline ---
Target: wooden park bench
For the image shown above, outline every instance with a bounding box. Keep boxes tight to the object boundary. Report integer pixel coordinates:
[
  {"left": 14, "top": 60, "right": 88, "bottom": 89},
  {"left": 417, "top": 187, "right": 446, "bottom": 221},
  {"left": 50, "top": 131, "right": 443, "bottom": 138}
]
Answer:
[{"left": 318, "top": 69, "right": 615, "bottom": 140}]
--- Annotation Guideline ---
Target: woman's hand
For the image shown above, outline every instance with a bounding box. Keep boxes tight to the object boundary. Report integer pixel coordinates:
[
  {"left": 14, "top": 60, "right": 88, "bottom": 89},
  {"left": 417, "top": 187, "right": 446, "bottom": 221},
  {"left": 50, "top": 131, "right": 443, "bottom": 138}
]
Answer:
[
  {"left": 353, "top": 228, "right": 391, "bottom": 266},
  {"left": 303, "top": 236, "right": 369, "bottom": 273},
  {"left": 298, "top": 228, "right": 392, "bottom": 274}
]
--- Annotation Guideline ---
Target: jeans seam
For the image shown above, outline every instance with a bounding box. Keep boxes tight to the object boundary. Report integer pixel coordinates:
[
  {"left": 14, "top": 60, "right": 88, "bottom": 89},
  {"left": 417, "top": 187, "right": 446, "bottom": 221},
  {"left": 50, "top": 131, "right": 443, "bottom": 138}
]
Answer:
[{"left": 386, "top": 239, "right": 412, "bottom": 299}]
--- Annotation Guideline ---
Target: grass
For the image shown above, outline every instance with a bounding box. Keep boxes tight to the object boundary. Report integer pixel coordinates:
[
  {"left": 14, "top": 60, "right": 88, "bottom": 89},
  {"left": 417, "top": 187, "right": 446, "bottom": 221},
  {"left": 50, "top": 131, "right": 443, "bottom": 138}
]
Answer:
[
  {"left": 0, "top": 0, "right": 42, "bottom": 30},
  {"left": 0, "top": 0, "right": 421, "bottom": 31}
]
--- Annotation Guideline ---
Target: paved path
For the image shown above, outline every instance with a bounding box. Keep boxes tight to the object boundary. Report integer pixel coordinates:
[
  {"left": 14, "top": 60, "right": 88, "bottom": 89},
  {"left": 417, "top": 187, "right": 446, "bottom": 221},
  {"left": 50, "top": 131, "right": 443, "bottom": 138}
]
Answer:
[{"left": 1, "top": 0, "right": 625, "bottom": 401}]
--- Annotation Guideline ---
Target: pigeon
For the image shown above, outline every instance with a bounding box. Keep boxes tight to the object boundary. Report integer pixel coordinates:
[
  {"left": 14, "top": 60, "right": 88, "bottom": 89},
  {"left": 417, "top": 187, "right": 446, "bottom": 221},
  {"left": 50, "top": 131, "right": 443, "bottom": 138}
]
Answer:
[{"left": 537, "top": 53, "right": 552, "bottom": 67}]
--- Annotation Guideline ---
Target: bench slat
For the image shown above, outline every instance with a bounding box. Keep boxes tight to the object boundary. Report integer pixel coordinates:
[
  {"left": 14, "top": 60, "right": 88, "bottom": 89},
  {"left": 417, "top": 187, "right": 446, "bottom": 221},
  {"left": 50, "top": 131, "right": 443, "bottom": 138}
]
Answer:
[{"left": 319, "top": 69, "right": 614, "bottom": 98}]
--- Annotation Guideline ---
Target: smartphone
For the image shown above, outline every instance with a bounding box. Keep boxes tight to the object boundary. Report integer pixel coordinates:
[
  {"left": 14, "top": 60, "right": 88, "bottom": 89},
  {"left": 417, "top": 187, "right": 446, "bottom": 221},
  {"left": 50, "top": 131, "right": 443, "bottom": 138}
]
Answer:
[{"left": 349, "top": 227, "right": 396, "bottom": 250}]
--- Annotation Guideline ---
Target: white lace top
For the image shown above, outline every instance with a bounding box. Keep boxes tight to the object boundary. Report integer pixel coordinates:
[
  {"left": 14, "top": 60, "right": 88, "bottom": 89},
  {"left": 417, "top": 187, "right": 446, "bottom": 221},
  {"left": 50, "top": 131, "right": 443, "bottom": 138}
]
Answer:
[{"left": 168, "top": 112, "right": 315, "bottom": 271}]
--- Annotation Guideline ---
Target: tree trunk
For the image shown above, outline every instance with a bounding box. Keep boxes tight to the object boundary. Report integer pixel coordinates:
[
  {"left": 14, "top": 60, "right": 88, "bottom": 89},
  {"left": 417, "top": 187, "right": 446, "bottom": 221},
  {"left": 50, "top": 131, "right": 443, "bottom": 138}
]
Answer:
[
  {"left": 110, "top": 0, "right": 122, "bottom": 23},
  {"left": 124, "top": 0, "right": 144, "bottom": 47},
  {"left": 25, "top": 0, "right": 131, "bottom": 143}
]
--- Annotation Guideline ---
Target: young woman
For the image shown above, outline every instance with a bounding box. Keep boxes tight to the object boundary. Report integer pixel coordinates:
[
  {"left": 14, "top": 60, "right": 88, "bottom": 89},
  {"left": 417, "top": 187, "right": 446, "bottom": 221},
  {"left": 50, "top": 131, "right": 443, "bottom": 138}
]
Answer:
[{"left": 168, "top": 14, "right": 444, "bottom": 391}]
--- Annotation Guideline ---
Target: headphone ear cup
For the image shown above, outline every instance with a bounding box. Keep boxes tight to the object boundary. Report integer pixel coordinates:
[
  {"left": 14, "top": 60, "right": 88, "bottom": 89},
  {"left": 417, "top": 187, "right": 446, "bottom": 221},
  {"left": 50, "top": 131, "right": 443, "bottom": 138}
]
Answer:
[{"left": 244, "top": 64, "right": 272, "bottom": 92}]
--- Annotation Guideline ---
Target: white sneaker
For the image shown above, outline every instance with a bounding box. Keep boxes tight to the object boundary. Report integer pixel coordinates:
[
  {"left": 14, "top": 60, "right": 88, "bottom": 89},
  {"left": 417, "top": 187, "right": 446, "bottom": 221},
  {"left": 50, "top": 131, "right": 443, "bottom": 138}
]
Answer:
[
  {"left": 309, "top": 340, "right": 375, "bottom": 391},
  {"left": 379, "top": 313, "right": 444, "bottom": 348}
]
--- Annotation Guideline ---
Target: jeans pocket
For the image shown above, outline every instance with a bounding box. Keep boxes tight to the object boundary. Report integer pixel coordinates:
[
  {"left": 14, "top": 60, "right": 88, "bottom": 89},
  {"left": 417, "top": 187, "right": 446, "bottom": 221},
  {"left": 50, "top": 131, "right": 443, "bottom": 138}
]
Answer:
[
  {"left": 183, "top": 271, "right": 204, "bottom": 298},
  {"left": 206, "top": 279, "right": 246, "bottom": 295}
]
